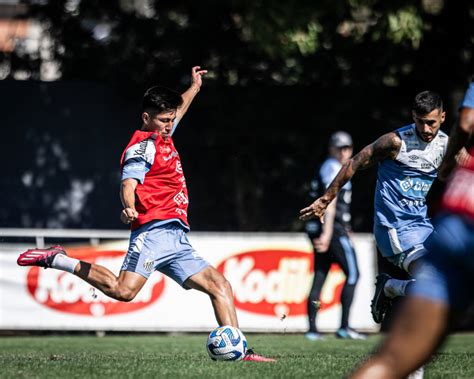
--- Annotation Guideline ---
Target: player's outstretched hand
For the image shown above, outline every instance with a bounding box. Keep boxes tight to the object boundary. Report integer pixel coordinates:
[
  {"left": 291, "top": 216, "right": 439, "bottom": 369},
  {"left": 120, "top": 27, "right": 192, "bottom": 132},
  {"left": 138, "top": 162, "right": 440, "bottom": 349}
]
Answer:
[
  {"left": 120, "top": 207, "right": 138, "bottom": 224},
  {"left": 191, "top": 66, "right": 208, "bottom": 90},
  {"left": 299, "top": 198, "right": 328, "bottom": 223}
]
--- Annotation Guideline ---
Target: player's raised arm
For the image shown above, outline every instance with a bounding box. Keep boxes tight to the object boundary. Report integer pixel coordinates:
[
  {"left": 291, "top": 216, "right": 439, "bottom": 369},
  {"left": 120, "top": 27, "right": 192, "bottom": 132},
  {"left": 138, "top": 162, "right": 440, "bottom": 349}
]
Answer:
[
  {"left": 175, "top": 66, "right": 208, "bottom": 125},
  {"left": 299, "top": 132, "right": 401, "bottom": 222}
]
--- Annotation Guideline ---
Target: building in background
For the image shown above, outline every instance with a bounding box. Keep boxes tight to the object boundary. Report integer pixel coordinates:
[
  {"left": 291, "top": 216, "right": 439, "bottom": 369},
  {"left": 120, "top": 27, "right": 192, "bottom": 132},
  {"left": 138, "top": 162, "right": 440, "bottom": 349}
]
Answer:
[{"left": 0, "top": 0, "right": 59, "bottom": 80}]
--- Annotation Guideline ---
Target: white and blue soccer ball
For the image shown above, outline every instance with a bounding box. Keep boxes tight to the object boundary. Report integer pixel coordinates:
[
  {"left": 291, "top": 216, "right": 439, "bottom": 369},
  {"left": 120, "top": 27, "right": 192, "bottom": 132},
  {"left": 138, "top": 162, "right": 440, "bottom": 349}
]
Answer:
[{"left": 206, "top": 325, "right": 248, "bottom": 361}]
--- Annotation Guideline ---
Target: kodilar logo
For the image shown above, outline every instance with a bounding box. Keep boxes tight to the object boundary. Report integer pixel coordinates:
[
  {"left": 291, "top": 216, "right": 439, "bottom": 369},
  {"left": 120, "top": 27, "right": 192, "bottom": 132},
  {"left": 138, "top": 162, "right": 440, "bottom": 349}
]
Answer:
[
  {"left": 26, "top": 248, "right": 165, "bottom": 317},
  {"left": 217, "top": 249, "right": 345, "bottom": 317}
]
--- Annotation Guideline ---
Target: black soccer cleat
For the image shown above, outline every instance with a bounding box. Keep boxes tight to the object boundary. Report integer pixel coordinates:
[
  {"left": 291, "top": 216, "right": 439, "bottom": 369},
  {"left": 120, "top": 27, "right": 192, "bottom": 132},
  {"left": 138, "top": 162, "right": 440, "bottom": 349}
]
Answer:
[{"left": 371, "top": 273, "right": 393, "bottom": 324}]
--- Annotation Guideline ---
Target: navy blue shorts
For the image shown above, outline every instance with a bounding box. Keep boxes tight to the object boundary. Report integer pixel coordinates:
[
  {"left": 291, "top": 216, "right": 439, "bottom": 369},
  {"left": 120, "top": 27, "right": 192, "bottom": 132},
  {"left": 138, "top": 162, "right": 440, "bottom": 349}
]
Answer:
[{"left": 411, "top": 214, "right": 474, "bottom": 308}]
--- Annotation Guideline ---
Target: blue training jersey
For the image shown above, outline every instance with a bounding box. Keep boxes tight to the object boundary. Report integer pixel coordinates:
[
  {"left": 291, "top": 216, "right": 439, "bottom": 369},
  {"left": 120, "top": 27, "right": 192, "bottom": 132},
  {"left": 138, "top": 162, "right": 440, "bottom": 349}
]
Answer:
[{"left": 374, "top": 124, "right": 448, "bottom": 229}]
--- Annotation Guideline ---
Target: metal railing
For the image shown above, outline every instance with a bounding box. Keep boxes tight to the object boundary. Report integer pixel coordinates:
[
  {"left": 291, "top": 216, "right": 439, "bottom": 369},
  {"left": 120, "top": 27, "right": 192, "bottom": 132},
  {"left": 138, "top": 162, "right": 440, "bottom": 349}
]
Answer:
[
  {"left": 0, "top": 228, "right": 130, "bottom": 248},
  {"left": 0, "top": 228, "right": 375, "bottom": 249}
]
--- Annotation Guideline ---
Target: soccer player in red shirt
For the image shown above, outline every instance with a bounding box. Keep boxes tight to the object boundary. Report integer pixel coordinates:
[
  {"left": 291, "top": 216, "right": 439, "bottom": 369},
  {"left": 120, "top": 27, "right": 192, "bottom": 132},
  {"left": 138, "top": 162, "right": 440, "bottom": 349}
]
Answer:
[{"left": 18, "top": 67, "right": 275, "bottom": 362}]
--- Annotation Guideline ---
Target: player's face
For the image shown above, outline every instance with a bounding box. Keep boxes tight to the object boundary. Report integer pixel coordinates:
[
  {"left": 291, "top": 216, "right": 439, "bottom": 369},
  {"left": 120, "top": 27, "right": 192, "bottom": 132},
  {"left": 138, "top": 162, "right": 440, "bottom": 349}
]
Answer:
[
  {"left": 142, "top": 110, "right": 176, "bottom": 139},
  {"left": 412, "top": 108, "right": 445, "bottom": 142},
  {"left": 330, "top": 146, "right": 353, "bottom": 164}
]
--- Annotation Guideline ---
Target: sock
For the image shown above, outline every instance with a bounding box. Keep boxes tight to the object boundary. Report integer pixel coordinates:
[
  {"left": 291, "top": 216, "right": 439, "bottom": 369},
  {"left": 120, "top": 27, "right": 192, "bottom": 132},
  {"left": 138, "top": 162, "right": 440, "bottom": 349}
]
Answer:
[
  {"left": 384, "top": 278, "right": 415, "bottom": 298},
  {"left": 51, "top": 254, "right": 80, "bottom": 273},
  {"left": 407, "top": 365, "right": 424, "bottom": 379}
]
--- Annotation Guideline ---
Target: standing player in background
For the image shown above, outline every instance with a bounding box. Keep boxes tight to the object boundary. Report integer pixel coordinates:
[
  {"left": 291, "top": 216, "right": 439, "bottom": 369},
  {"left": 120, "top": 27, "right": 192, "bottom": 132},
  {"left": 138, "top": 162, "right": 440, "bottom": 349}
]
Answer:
[
  {"left": 300, "top": 91, "right": 448, "bottom": 324},
  {"left": 304, "top": 131, "right": 365, "bottom": 340},
  {"left": 17, "top": 66, "right": 275, "bottom": 362},
  {"left": 350, "top": 79, "right": 474, "bottom": 379}
]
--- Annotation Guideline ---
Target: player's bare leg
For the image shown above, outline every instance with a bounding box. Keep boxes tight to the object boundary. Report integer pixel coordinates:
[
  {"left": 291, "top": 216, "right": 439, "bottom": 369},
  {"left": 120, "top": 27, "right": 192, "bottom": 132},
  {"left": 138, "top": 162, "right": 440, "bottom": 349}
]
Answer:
[
  {"left": 74, "top": 263, "right": 147, "bottom": 302},
  {"left": 350, "top": 297, "right": 448, "bottom": 379},
  {"left": 18, "top": 245, "right": 147, "bottom": 302},
  {"left": 185, "top": 266, "right": 238, "bottom": 327}
]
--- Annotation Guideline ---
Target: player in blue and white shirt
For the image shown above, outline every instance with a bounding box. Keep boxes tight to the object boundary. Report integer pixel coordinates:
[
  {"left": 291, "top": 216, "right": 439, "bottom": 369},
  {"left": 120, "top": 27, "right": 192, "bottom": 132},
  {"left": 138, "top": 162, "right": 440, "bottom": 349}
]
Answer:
[
  {"left": 300, "top": 91, "right": 448, "bottom": 324},
  {"left": 350, "top": 79, "right": 474, "bottom": 379}
]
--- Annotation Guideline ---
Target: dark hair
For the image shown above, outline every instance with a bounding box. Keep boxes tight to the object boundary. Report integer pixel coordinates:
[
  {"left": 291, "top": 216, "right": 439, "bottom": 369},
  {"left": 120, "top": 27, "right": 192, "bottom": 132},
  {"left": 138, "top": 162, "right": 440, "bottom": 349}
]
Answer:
[
  {"left": 142, "top": 86, "right": 183, "bottom": 115},
  {"left": 412, "top": 91, "right": 443, "bottom": 115}
]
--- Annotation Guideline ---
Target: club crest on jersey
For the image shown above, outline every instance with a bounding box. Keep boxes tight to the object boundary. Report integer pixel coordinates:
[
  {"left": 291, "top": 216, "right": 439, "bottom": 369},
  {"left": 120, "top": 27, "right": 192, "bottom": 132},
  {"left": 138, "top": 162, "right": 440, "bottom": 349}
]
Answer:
[{"left": 143, "top": 258, "right": 154, "bottom": 273}]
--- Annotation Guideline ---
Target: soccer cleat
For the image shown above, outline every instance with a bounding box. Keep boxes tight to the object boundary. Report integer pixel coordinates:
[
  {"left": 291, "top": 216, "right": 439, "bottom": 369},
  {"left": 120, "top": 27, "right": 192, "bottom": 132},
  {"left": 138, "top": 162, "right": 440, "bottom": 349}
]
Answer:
[
  {"left": 304, "top": 332, "right": 326, "bottom": 341},
  {"left": 17, "top": 245, "right": 67, "bottom": 268},
  {"left": 243, "top": 349, "right": 276, "bottom": 362},
  {"left": 371, "top": 273, "right": 393, "bottom": 324},
  {"left": 335, "top": 327, "right": 367, "bottom": 340}
]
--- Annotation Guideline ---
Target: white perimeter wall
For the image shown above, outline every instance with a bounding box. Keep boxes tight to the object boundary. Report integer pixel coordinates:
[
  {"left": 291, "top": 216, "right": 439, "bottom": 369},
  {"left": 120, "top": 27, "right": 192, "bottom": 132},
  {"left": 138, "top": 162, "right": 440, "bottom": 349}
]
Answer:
[{"left": 0, "top": 232, "right": 379, "bottom": 332}]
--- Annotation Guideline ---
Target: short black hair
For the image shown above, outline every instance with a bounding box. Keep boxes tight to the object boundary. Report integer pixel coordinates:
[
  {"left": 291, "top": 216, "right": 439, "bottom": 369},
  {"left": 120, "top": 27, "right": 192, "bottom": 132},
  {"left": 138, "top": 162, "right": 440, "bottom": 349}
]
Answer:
[
  {"left": 412, "top": 91, "right": 443, "bottom": 115},
  {"left": 142, "top": 86, "right": 183, "bottom": 115}
]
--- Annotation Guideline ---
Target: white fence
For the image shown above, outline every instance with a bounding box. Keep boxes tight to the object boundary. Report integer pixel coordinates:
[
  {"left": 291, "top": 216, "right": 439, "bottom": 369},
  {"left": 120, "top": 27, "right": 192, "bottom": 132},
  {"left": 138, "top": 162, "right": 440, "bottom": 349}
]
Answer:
[{"left": 0, "top": 229, "right": 379, "bottom": 332}]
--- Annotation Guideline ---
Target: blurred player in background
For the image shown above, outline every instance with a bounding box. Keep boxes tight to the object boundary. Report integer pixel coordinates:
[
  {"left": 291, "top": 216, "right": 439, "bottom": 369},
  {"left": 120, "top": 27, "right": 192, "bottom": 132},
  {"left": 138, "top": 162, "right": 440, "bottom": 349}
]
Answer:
[
  {"left": 350, "top": 79, "right": 474, "bottom": 379},
  {"left": 17, "top": 66, "right": 275, "bottom": 362},
  {"left": 304, "top": 131, "right": 365, "bottom": 340},
  {"left": 300, "top": 91, "right": 448, "bottom": 324}
]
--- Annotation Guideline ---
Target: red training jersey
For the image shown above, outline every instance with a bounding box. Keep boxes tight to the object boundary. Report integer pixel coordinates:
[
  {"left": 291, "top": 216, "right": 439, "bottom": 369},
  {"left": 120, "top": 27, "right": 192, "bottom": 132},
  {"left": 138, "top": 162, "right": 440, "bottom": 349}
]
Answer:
[
  {"left": 441, "top": 147, "right": 474, "bottom": 220},
  {"left": 120, "top": 130, "right": 189, "bottom": 230}
]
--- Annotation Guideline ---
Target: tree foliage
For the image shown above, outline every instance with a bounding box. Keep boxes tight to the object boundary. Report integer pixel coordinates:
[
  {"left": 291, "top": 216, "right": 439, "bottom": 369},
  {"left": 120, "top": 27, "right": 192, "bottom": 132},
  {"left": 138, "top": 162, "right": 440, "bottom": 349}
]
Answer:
[
  {"left": 10, "top": 0, "right": 469, "bottom": 89},
  {"left": 1, "top": 0, "right": 473, "bottom": 231}
]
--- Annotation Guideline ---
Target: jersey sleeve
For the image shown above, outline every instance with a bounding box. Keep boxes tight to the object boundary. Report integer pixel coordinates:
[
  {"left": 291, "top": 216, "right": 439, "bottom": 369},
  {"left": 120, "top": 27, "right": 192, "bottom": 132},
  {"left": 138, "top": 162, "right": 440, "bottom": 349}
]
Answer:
[
  {"left": 121, "top": 137, "right": 156, "bottom": 184},
  {"left": 319, "top": 159, "right": 341, "bottom": 188}
]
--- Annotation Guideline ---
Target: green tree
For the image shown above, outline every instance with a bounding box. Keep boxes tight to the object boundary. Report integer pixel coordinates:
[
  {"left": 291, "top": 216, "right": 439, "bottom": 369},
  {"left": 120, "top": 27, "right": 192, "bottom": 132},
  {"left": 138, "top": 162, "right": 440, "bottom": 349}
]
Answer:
[{"left": 1, "top": 0, "right": 472, "bottom": 230}]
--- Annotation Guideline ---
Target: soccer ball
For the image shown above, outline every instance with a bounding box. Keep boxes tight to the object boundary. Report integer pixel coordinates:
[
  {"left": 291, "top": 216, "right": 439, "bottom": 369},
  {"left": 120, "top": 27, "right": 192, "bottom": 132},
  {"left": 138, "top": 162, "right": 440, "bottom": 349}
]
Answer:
[{"left": 206, "top": 325, "right": 248, "bottom": 361}]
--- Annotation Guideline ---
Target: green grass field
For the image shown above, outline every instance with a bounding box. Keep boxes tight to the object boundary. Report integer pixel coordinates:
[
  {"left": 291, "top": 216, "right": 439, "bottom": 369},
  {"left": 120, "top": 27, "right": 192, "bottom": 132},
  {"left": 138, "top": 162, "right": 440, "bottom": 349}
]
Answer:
[{"left": 0, "top": 333, "right": 473, "bottom": 378}]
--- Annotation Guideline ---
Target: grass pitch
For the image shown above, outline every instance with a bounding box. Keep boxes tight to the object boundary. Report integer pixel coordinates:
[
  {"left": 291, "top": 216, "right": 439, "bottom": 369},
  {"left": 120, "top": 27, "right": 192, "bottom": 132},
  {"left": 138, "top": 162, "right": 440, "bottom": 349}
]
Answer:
[{"left": 0, "top": 333, "right": 473, "bottom": 378}]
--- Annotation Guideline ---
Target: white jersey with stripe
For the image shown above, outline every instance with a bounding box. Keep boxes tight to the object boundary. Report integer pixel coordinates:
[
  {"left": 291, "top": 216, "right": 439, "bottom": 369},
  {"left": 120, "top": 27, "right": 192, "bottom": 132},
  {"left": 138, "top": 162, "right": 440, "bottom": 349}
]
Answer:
[{"left": 374, "top": 124, "right": 448, "bottom": 229}]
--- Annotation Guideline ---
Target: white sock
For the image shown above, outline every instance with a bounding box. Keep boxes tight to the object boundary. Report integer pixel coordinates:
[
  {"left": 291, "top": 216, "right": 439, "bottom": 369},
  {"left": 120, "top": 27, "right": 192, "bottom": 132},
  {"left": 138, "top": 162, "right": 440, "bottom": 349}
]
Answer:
[
  {"left": 51, "top": 254, "right": 80, "bottom": 273},
  {"left": 407, "top": 365, "right": 424, "bottom": 379},
  {"left": 384, "top": 278, "right": 415, "bottom": 298}
]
